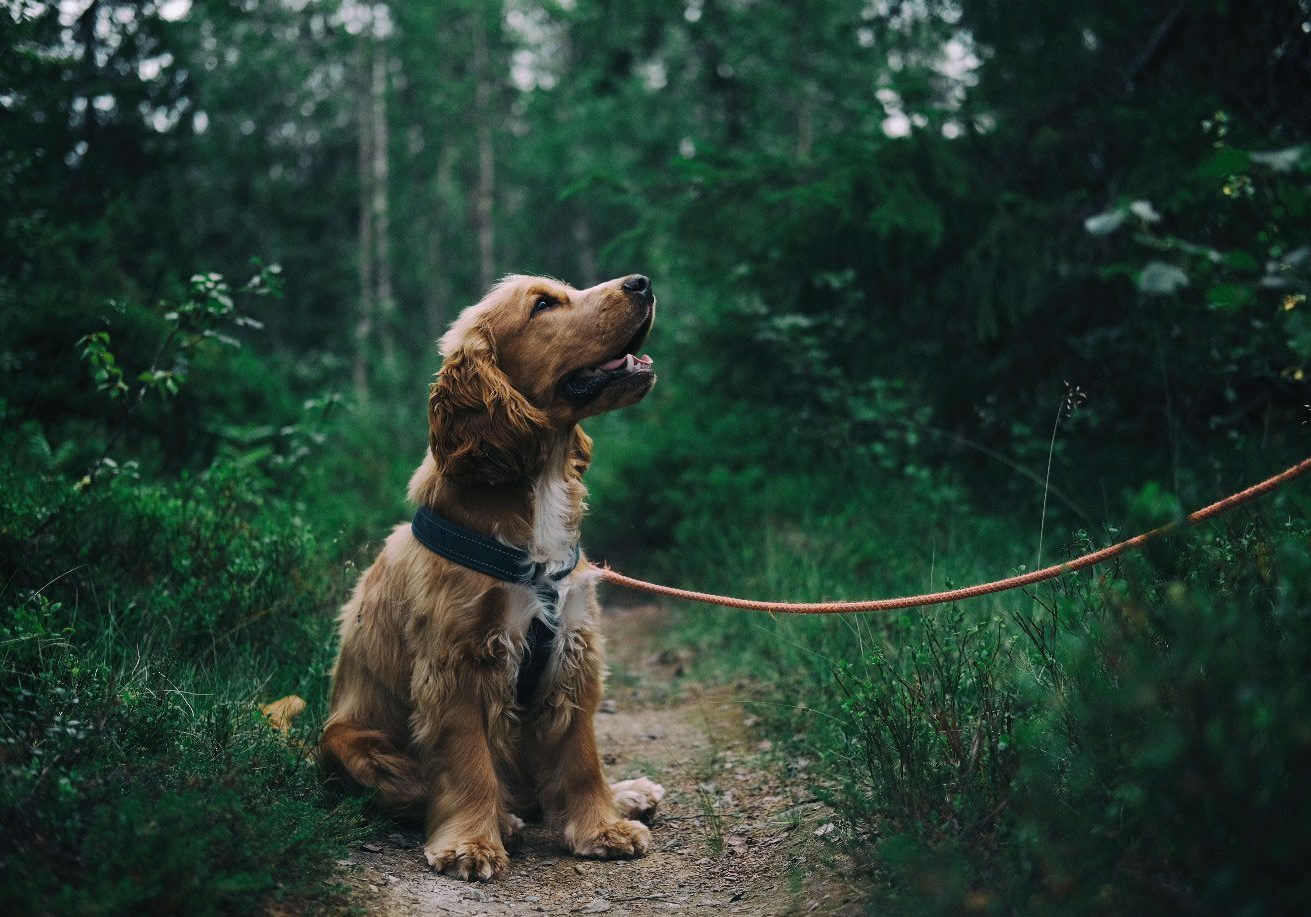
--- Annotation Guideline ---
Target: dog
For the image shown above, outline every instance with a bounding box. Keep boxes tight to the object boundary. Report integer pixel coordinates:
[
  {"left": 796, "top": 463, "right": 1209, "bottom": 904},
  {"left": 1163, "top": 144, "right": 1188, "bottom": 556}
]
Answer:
[{"left": 320, "top": 273, "right": 665, "bottom": 881}]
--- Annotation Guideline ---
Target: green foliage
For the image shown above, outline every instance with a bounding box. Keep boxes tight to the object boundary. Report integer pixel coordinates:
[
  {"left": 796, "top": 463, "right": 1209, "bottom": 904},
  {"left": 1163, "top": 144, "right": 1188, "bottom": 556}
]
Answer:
[
  {"left": 0, "top": 269, "right": 382, "bottom": 912},
  {"left": 1007, "top": 517, "right": 1311, "bottom": 914},
  {"left": 653, "top": 480, "right": 1311, "bottom": 914},
  {"left": 3, "top": 0, "right": 1310, "bottom": 911},
  {"left": 0, "top": 587, "right": 365, "bottom": 915},
  {"left": 77, "top": 331, "right": 128, "bottom": 399},
  {"left": 0, "top": 449, "right": 369, "bottom": 913}
]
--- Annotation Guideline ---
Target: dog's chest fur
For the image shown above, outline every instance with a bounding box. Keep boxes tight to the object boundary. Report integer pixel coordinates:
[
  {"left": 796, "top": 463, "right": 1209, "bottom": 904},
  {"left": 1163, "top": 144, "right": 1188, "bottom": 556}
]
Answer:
[{"left": 503, "top": 464, "right": 589, "bottom": 640}]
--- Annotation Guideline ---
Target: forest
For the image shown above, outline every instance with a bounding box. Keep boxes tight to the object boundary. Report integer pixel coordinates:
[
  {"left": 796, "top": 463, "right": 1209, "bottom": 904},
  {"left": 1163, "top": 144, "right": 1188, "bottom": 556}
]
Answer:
[{"left": 2, "top": 0, "right": 1310, "bottom": 913}]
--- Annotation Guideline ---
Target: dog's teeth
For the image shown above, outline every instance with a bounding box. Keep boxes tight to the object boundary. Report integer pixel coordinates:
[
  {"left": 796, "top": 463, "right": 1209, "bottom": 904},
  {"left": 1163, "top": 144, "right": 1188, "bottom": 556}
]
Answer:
[{"left": 624, "top": 353, "right": 636, "bottom": 370}]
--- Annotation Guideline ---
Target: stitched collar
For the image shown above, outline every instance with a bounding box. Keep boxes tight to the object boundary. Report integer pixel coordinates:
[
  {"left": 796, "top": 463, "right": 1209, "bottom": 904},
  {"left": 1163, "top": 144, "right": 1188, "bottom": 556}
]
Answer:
[{"left": 411, "top": 504, "right": 580, "bottom": 590}]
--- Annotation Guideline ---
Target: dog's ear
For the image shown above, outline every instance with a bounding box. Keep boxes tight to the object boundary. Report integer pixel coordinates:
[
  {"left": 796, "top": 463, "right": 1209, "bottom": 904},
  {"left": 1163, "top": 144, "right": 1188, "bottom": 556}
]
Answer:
[
  {"left": 568, "top": 425, "right": 593, "bottom": 481},
  {"left": 428, "top": 329, "right": 549, "bottom": 483}
]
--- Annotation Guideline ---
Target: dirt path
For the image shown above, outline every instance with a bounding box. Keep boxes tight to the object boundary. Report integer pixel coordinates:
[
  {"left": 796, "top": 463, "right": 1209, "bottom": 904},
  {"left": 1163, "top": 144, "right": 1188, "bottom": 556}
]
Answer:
[{"left": 337, "top": 604, "right": 863, "bottom": 915}]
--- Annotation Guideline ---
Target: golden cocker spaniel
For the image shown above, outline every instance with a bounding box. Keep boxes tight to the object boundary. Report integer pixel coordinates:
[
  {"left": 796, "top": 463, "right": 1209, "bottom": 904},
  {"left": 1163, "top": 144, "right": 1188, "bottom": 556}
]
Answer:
[{"left": 321, "top": 273, "right": 664, "bottom": 881}]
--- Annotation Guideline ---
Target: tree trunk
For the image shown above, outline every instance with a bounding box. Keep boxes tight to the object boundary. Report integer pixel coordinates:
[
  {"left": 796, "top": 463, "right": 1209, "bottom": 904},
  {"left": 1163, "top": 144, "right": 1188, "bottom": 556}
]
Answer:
[
  {"left": 472, "top": 12, "right": 496, "bottom": 291},
  {"left": 353, "top": 37, "right": 375, "bottom": 398},
  {"left": 573, "top": 215, "right": 597, "bottom": 287},
  {"left": 371, "top": 41, "right": 396, "bottom": 373},
  {"left": 427, "top": 143, "right": 459, "bottom": 342}
]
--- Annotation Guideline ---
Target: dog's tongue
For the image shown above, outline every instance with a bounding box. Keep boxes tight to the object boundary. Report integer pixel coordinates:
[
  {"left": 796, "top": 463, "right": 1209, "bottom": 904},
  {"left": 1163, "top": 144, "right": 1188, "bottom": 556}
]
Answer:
[{"left": 598, "top": 353, "right": 655, "bottom": 372}]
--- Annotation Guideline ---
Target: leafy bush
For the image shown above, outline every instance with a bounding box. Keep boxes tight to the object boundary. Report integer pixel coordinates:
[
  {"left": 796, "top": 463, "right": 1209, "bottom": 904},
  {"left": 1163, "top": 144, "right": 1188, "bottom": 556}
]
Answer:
[
  {"left": 1007, "top": 513, "right": 1311, "bottom": 914},
  {"left": 0, "top": 591, "right": 365, "bottom": 914},
  {"left": 635, "top": 450, "right": 1311, "bottom": 914},
  {"left": 0, "top": 428, "right": 370, "bottom": 912},
  {"left": 0, "top": 269, "right": 384, "bottom": 913}
]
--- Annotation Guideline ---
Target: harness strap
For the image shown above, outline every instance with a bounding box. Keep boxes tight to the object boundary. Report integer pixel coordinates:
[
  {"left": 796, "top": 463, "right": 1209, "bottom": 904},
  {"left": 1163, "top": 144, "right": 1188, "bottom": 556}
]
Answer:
[{"left": 410, "top": 505, "right": 580, "bottom": 706}]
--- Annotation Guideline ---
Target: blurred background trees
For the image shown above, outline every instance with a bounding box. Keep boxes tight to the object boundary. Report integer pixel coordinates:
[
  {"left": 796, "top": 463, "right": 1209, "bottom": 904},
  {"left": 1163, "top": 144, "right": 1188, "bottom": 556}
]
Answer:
[{"left": 4, "top": 0, "right": 1307, "bottom": 520}]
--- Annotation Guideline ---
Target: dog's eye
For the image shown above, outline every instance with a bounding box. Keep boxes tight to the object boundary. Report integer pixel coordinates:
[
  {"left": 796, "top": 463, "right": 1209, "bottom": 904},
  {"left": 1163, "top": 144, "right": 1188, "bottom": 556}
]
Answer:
[{"left": 531, "top": 296, "right": 556, "bottom": 315}]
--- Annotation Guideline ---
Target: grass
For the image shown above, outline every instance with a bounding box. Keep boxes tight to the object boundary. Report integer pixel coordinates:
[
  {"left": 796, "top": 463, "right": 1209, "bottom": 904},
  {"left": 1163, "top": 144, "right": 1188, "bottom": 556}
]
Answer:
[
  {"left": 0, "top": 423, "right": 377, "bottom": 914},
  {"left": 608, "top": 451, "right": 1311, "bottom": 914}
]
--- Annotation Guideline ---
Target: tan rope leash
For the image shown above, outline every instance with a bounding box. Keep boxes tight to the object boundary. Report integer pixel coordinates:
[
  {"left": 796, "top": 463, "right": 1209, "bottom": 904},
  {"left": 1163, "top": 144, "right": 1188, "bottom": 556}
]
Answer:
[{"left": 591, "top": 456, "right": 1311, "bottom": 614}]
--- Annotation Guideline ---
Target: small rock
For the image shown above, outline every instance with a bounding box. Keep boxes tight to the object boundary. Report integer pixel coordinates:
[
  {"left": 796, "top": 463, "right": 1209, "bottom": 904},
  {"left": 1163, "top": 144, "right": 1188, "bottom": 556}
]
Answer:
[
  {"left": 360, "top": 842, "right": 383, "bottom": 853},
  {"left": 523, "top": 895, "right": 541, "bottom": 903},
  {"left": 599, "top": 698, "right": 618, "bottom": 714},
  {"left": 814, "top": 822, "right": 836, "bottom": 838},
  {"left": 574, "top": 863, "right": 587, "bottom": 875},
  {"left": 461, "top": 888, "right": 486, "bottom": 901},
  {"left": 578, "top": 898, "right": 612, "bottom": 914}
]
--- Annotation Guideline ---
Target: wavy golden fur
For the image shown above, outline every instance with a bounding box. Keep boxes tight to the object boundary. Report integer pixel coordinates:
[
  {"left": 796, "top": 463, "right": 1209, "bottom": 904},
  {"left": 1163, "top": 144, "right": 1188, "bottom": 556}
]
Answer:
[{"left": 321, "top": 273, "right": 663, "bottom": 881}]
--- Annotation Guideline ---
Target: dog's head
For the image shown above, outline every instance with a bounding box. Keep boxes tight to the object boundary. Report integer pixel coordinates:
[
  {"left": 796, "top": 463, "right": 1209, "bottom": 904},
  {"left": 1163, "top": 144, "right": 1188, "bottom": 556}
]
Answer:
[{"left": 429, "top": 274, "right": 657, "bottom": 483}]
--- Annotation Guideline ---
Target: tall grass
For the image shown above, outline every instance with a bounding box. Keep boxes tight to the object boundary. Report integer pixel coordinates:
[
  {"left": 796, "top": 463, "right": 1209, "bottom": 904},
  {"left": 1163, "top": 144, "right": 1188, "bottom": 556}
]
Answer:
[
  {"left": 598, "top": 443, "right": 1311, "bottom": 913},
  {"left": 0, "top": 414, "right": 392, "bottom": 913}
]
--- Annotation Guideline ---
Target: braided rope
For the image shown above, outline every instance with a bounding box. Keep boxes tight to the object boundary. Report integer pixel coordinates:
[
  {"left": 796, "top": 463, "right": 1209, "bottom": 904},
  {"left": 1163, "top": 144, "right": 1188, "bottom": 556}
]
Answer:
[{"left": 592, "top": 457, "right": 1311, "bottom": 614}]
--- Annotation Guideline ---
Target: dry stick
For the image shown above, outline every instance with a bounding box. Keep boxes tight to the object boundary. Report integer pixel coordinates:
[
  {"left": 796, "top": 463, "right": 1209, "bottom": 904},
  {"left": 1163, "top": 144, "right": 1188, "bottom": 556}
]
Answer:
[{"left": 593, "top": 457, "right": 1311, "bottom": 615}]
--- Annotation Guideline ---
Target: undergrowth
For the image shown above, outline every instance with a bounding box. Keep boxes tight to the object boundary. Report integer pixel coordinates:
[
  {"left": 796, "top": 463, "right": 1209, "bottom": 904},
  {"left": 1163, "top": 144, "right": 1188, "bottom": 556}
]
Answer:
[
  {"left": 0, "top": 270, "right": 409, "bottom": 914},
  {"left": 0, "top": 442, "right": 373, "bottom": 914},
  {"left": 603, "top": 443, "right": 1311, "bottom": 914}
]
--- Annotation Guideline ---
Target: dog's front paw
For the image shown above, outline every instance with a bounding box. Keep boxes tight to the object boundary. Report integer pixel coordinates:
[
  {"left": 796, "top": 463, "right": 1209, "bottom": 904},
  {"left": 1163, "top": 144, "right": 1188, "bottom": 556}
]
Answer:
[
  {"left": 570, "top": 818, "right": 652, "bottom": 859},
  {"left": 424, "top": 837, "right": 509, "bottom": 881},
  {"left": 611, "top": 776, "right": 665, "bottom": 822}
]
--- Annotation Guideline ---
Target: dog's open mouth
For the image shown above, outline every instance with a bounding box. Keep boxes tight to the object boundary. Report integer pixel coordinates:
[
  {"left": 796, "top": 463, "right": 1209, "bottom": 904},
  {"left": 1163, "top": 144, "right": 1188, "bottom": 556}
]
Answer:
[{"left": 558, "top": 311, "right": 655, "bottom": 403}]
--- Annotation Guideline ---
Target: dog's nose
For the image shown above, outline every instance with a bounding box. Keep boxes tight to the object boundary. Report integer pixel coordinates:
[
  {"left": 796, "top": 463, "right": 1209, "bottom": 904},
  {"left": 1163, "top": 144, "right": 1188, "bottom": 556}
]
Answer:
[{"left": 622, "top": 274, "right": 651, "bottom": 296}]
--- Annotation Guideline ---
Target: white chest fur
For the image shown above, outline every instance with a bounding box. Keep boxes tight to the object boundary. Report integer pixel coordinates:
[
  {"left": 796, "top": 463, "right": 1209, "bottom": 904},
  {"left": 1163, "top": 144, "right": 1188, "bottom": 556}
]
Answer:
[
  {"left": 529, "top": 465, "right": 577, "bottom": 570},
  {"left": 502, "top": 447, "right": 590, "bottom": 646}
]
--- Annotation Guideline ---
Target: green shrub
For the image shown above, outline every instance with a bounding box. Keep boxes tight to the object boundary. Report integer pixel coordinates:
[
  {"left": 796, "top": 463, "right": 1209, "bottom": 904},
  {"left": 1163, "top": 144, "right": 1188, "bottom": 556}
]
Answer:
[
  {"left": 0, "top": 588, "right": 365, "bottom": 914},
  {"left": 1007, "top": 515, "right": 1311, "bottom": 914},
  {"left": 0, "top": 273, "right": 381, "bottom": 913},
  {"left": 645, "top": 465, "right": 1311, "bottom": 915}
]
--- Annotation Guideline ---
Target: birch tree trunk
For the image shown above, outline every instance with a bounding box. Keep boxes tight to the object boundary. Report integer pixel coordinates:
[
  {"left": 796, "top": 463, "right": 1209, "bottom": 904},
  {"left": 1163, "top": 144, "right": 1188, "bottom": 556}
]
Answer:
[
  {"left": 573, "top": 216, "right": 597, "bottom": 287},
  {"left": 353, "top": 37, "right": 375, "bottom": 398},
  {"left": 371, "top": 42, "right": 396, "bottom": 373},
  {"left": 472, "top": 12, "right": 495, "bottom": 291},
  {"left": 426, "top": 143, "right": 458, "bottom": 342}
]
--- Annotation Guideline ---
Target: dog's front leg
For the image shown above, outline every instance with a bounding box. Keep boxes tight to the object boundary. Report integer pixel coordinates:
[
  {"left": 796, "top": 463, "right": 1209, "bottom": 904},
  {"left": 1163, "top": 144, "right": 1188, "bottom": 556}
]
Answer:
[
  {"left": 413, "top": 655, "right": 511, "bottom": 881},
  {"left": 534, "top": 630, "right": 652, "bottom": 860}
]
